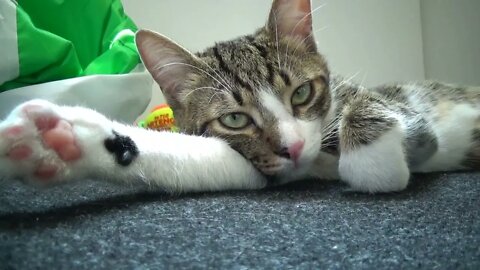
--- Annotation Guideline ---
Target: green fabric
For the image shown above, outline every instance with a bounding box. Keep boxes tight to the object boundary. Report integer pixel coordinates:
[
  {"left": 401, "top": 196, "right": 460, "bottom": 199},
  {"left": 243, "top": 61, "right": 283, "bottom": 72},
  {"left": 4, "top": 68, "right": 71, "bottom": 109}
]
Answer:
[{"left": 0, "top": 0, "right": 140, "bottom": 91}]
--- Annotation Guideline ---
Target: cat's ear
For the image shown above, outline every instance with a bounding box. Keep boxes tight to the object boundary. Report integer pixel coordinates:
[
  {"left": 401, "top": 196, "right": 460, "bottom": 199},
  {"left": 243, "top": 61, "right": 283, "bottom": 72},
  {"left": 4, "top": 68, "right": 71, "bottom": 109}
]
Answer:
[
  {"left": 267, "top": 0, "right": 316, "bottom": 49},
  {"left": 136, "top": 29, "right": 199, "bottom": 106}
]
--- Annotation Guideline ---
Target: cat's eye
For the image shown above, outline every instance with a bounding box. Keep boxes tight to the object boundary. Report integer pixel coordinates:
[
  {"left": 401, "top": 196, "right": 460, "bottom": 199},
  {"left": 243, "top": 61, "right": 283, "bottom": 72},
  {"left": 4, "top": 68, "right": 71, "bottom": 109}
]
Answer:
[
  {"left": 219, "top": 113, "right": 251, "bottom": 130},
  {"left": 291, "top": 82, "right": 313, "bottom": 106}
]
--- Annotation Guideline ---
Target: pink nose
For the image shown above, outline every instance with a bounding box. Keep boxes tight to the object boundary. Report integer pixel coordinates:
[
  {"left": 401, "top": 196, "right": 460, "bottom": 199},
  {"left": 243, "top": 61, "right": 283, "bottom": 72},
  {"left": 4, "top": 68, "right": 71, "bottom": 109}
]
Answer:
[{"left": 288, "top": 140, "right": 305, "bottom": 164}]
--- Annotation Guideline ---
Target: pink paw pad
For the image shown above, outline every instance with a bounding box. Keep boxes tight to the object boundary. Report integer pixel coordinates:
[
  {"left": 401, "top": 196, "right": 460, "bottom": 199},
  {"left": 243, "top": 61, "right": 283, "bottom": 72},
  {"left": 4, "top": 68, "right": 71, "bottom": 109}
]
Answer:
[
  {"left": 40, "top": 119, "right": 82, "bottom": 162},
  {"left": 3, "top": 126, "right": 23, "bottom": 138},
  {"left": 35, "top": 116, "right": 59, "bottom": 131},
  {"left": 34, "top": 163, "right": 58, "bottom": 180},
  {"left": 7, "top": 145, "right": 32, "bottom": 160}
]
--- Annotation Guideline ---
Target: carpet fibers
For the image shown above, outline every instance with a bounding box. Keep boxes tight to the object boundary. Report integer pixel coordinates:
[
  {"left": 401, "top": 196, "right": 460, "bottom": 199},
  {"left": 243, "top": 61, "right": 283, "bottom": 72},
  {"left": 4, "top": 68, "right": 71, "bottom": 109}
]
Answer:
[{"left": 1, "top": 173, "right": 479, "bottom": 269}]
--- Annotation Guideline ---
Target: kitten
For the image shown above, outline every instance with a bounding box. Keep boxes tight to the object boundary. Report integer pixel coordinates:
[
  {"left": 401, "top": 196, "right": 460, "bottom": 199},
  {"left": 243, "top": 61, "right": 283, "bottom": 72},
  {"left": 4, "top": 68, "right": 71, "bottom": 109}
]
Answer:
[{"left": 1, "top": 0, "right": 479, "bottom": 193}]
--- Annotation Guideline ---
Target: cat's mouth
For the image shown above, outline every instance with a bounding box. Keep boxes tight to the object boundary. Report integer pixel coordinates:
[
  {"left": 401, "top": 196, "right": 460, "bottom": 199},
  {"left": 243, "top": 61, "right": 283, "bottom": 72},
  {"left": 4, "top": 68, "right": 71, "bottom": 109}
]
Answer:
[
  {"left": 256, "top": 163, "right": 284, "bottom": 176},
  {"left": 251, "top": 156, "right": 286, "bottom": 176},
  {"left": 253, "top": 156, "right": 311, "bottom": 176}
]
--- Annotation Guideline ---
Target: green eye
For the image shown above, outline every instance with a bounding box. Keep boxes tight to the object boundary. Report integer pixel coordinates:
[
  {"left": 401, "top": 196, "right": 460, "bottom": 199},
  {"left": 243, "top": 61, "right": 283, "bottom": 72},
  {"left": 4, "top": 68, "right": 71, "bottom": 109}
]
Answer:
[
  {"left": 219, "top": 113, "right": 251, "bottom": 129},
  {"left": 291, "top": 82, "right": 313, "bottom": 106}
]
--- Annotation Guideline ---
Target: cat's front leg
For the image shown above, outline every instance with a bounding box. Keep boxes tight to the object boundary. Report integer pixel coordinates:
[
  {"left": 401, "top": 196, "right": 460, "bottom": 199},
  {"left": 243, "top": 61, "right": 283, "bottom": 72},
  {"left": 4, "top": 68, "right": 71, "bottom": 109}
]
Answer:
[
  {"left": 0, "top": 100, "right": 266, "bottom": 192},
  {"left": 338, "top": 97, "right": 410, "bottom": 193}
]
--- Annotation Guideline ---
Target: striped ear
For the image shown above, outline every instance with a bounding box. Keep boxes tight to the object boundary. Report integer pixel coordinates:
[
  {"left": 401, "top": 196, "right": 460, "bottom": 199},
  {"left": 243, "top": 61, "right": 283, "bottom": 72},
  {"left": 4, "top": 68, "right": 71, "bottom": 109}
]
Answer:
[
  {"left": 136, "top": 30, "right": 199, "bottom": 107},
  {"left": 267, "top": 0, "right": 316, "bottom": 49}
]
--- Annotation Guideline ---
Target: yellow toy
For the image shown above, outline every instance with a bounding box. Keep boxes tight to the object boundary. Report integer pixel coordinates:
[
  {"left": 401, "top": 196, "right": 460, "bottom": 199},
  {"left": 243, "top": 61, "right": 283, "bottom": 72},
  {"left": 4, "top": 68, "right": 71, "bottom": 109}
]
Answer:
[{"left": 137, "top": 104, "right": 178, "bottom": 132}]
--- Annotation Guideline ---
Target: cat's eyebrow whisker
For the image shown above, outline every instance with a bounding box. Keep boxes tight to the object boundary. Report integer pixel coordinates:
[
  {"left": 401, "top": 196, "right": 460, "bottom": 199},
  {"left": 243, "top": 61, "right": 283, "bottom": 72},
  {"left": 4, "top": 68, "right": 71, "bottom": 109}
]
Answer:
[
  {"left": 196, "top": 58, "right": 234, "bottom": 90},
  {"left": 273, "top": 12, "right": 282, "bottom": 70},
  {"left": 184, "top": 86, "right": 222, "bottom": 99},
  {"left": 208, "top": 90, "right": 226, "bottom": 104},
  {"left": 153, "top": 62, "right": 232, "bottom": 92}
]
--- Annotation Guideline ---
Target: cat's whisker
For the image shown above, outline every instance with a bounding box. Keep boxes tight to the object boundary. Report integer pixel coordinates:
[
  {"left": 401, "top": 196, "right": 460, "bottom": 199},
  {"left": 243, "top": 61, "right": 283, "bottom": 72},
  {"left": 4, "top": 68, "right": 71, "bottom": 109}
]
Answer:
[
  {"left": 320, "top": 139, "right": 337, "bottom": 146},
  {"left": 322, "top": 126, "right": 339, "bottom": 139},
  {"left": 184, "top": 86, "right": 222, "bottom": 99},
  {"left": 359, "top": 71, "right": 369, "bottom": 88},
  {"left": 281, "top": 51, "right": 319, "bottom": 77},
  {"left": 288, "top": 3, "right": 327, "bottom": 41},
  {"left": 196, "top": 58, "right": 234, "bottom": 90},
  {"left": 322, "top": 131, "right": 339, "bottom": 139},
  {"left": 321, "top": 130, "right": 339, "bottom": 141},
  {"left": 321, "top": 119, "right": 341, "bottom": 141},
  {"left": 322, "top": 118, "right": 337, "bottom": 130},
  {"left": 320, "top": 143, "right": 337, "bottom": 150},
  {"left": 322, "top": 113, "right": 342, "bottom": 130},
  {"left": 289, "top": 26, "right": 328, "bottom": 61},
  {"left": 321, "top": 136, "right": 339, "bottom": 147},
  {"left": 208, "top": 94, "right": 218, "bottom": 104},
  {"left": 322, "top": 131, "right": 339, "bottom": 140},
  {"left": 321, "top": 136, "right": 337, "bottom": 145},
  {"left": 153, "top": 62, "right": 232, "bottom": 92},
  {"left": 331, "top": 72, "right": 361, "bottom": 93},
  {"left": 343, "top": 71, "right": 361, "bottom": 85},
  {"left": 321, "top": 130, "right": 339, "bottom": 142},
  {"left": 273, "top": 12, "right": 282, "bottom": 70},
  {"left": 208, "top": 90, "right": 226, "bottom": 104},
  {"left": 283, "top": 3, "right": 327, "bottom": 69}
]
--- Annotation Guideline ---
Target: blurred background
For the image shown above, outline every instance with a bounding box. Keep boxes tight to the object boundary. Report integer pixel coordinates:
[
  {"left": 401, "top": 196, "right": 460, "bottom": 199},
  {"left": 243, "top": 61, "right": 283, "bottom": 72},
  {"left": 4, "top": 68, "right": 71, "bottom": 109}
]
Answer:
[{"left": 121, "top": 0, "right": 480, "bottom": 107}]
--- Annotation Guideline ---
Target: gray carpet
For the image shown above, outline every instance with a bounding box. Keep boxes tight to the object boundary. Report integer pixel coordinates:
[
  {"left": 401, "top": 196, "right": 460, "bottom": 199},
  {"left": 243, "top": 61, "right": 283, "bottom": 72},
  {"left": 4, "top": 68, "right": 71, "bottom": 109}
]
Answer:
[{"left": 0, "top": 173, "right": 479, "bottom": 269}]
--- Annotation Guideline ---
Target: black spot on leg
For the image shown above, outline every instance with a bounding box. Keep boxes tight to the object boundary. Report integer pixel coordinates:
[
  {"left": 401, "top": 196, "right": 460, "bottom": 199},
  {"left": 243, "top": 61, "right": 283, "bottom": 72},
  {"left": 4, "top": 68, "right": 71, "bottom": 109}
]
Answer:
[{"left": 104, "top": 131, "right": 139, "bottom": 166}]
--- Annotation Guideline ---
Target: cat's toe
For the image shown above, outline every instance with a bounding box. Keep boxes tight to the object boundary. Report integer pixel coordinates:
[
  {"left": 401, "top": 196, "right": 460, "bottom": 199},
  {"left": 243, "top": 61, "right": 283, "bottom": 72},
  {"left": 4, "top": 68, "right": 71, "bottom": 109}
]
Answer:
[
  {"left": 41, "top": 119, "right": 82, "bottom": 161},
  {"left": 0, "top": 100, "right": 84, "bottom": 183},
  {"left": 7, "top": 145, "right": 33, "bottom": 161}
]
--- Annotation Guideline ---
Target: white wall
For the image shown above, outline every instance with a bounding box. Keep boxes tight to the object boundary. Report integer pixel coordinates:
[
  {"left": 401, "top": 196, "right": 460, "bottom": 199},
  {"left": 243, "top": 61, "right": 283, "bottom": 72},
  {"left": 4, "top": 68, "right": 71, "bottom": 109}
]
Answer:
[
  {"left": 122, "top": 0, "right": 425, "bottom": 89},
  {"left": 122, "top": 0, "right": 272, "bottom": 53},
  {"left": 420, "top": 0, "right": 480, "bottom": 85}
]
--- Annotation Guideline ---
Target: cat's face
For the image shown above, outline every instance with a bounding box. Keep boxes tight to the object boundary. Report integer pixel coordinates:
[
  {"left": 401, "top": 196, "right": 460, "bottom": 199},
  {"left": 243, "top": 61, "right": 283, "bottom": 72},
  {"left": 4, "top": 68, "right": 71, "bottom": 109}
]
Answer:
[{"left": 136, "top": 0, "right": 333, "bottom": 177}]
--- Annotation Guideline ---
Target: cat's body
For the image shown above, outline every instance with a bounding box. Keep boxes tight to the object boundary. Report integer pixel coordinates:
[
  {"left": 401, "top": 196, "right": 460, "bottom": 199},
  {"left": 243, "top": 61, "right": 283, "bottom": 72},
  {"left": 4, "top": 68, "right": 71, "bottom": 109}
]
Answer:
[
  {"left": 1, "top": 0, "right": 479, "bottom": 193},
  {"left": 325, "top": 77, "right": 480, "bottom": 190}
]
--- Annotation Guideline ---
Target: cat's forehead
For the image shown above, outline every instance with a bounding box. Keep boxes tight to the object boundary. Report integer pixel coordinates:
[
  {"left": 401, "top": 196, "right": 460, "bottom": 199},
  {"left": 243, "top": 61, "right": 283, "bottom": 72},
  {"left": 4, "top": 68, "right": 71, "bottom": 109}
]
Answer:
[
  {"left": 196, "top": 33, "right": 328, "bottom": 94},
  {"left": 196, "top": 35, "right": 275, "bottom": 90}
]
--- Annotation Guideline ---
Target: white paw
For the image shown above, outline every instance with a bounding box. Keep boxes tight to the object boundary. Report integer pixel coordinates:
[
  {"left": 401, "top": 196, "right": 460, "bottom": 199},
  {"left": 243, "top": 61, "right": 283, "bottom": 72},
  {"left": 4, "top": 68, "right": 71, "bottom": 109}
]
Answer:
[
  {"left": 339, "top": 126, "right": 410, "bottom": 193},
  {"left": 0, "top": 99, "right": 114, "bottom": 185}
]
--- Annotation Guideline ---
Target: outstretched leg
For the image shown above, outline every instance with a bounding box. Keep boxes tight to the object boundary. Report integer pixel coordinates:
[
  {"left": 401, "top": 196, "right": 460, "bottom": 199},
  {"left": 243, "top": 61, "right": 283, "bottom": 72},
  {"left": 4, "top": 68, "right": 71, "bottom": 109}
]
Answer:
[
  {"left": 338, "top": 96, "right": 410, "bottom": 193},
  {"left": 0, "top": 100, "right": 266, "bottom": 192}
]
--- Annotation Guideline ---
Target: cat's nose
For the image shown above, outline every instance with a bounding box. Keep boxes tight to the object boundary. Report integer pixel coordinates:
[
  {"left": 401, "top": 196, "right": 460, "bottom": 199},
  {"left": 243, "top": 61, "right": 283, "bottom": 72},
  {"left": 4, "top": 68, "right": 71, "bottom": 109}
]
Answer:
[
  {"left": 288, "top": 140, "right": 304, "bottom": 163},
  {"left": 275, "top": 140, "right": 304, "bottom": 163}
]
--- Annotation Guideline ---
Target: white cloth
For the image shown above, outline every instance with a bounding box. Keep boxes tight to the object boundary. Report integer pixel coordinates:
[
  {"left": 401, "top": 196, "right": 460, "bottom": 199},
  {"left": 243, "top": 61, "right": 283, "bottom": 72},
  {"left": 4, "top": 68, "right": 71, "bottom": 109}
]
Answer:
[{"left": 0, "top": 66, "right": 153, "bottom": 123}]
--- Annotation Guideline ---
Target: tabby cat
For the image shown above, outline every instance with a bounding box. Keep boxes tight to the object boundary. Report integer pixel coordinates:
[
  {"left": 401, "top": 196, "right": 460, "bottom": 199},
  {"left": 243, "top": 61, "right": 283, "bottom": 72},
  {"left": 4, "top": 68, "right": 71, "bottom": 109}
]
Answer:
[{"left": 1, "top": 0, "right": 479, "bottom": 193}]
